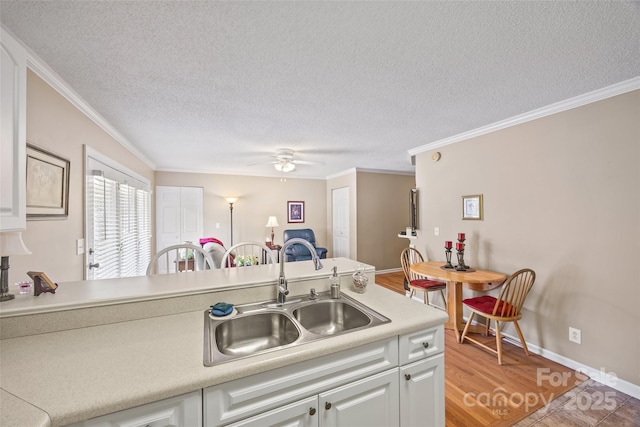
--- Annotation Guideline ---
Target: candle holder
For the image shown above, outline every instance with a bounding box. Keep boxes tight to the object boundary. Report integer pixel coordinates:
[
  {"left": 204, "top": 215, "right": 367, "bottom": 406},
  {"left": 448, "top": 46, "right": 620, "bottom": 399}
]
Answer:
[
  {"left": 455, "top": 249, "right": 468, "bottom": 271},
  {"left": 443, "top": 247, "right": 454, "bottom": 269}
]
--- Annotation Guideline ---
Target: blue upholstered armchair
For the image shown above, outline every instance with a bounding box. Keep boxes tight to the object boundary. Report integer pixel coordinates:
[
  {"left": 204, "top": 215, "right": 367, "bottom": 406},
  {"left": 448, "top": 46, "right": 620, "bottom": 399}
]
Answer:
[{"left": 282, "top": 229, "right": 328, "bottom": 262}]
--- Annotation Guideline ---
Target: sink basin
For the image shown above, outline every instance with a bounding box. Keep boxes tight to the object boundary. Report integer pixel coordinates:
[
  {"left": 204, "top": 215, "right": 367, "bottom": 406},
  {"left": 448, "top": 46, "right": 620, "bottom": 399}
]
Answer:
[
  {"left": 214, "top": 312, "right": 300, "bottom": 356},
  {"left": 204, "top": 292, "right": 390, "bottom": 366},
  {"left": 292, "top": 300, "right": 371, "bottom": 335}
]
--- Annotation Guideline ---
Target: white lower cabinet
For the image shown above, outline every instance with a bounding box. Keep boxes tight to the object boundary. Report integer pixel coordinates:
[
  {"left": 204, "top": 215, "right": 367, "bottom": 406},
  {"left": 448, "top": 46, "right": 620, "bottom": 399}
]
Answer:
[
  {"left": 320, "top": 369, "right": 399, "bottom": 427},
  {"left": 399, "top": 353, "right": 445, "bottom": 427},
  {"left": 65, "top": 390, "right": 202, "bottom": 427},
  {"left": 224, "top": 369, "right": 399, "bottom": 427},
  {"left": 205, "top": 325, "right": 445, "bottom": 427},
  {"left": 65, "top": 326, "right": 444, "bottom": 427}
]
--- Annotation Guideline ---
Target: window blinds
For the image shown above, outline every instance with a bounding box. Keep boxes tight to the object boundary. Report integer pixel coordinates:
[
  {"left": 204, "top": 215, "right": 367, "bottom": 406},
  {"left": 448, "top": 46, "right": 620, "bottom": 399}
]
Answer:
[{"left": 87, "top": 157, "right": 150, "bottom": 279}]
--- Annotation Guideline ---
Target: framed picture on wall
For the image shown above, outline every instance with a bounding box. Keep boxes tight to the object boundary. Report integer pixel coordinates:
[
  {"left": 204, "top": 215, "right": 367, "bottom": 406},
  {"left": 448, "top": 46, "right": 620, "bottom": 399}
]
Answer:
[
  {"left": 287, "top": 201, "right": 305, "bottom": 223},
  {"left": 462, "top": 194, "right": 483, "bottom": 220},
  {"left": 26, "top": 144, "right": 70, "bottom": 219}
]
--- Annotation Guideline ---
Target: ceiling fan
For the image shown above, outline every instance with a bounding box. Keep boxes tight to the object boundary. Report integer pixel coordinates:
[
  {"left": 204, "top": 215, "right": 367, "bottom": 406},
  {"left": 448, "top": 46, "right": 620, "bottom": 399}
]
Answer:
[{"left": 257, "top": 148, "right": 325, "bottom": 173}]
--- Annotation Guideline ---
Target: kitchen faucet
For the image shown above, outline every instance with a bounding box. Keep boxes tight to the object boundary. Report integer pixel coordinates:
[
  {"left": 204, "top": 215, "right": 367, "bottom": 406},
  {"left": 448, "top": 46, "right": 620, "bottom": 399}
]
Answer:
[{"left": 278, "top": 238, "right": 323, "bottom": 304}]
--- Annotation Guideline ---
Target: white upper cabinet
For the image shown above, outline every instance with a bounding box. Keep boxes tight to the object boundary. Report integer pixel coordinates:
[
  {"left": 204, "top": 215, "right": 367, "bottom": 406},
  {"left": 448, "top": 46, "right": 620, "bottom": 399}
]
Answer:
[{"left": 0, "top": 27, "right": 27, "bottom": 231}]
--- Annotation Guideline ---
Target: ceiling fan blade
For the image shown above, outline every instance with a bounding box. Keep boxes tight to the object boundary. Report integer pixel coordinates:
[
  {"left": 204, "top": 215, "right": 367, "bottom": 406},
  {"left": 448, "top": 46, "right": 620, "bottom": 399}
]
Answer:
[
  {"left": 247, "top": 160, "right": 279, "bottom": 167},
  {"left": 292, "top": 159, "right": 325, "bottom": 166}
]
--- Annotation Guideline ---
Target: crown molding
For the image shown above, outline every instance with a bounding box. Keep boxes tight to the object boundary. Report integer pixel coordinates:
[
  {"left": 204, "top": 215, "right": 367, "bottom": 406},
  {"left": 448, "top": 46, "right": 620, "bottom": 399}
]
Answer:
[
  {"left": 1, "top": 24, "right": 157, "bottom": 170},
  {"left": 409, "top": 76, "right": 640, "bottom": 155}
]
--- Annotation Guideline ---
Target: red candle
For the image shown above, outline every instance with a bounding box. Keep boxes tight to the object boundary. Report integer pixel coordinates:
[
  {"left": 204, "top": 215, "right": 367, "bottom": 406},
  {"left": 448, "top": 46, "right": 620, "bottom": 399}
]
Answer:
[
  {"left": 456, "top": 242, "right": 464, "bottom": 251},
  {"left": 458, "top": 233, "right": 465, "bottom": 241},
  {"left": 445, "top": 241, "right": 452, "bottom": 249}
]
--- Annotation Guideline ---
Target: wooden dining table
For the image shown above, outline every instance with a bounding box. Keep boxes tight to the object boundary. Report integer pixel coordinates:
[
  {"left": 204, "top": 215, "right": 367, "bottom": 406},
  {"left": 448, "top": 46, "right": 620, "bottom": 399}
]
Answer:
[{"left": 410, "top": 261, "right": 507, "bottom": 343}]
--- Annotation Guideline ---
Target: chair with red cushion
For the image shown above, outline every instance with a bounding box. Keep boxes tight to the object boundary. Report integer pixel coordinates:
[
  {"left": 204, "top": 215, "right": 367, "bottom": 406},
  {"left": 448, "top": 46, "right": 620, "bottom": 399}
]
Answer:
[
  {"left": 400, "top": 247, "right": 447, "bottom": 310},
  {"left": 460, "top": 268, "right": 536, "bottom": 365}
]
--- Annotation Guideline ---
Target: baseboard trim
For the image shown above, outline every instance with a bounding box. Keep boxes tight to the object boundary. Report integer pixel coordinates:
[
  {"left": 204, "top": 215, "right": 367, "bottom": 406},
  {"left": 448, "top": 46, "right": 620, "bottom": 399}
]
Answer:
[
  {"left": 375, "top": 268, "right": 402, "bottom": 274},
  {"left": 464, "top": 317, "right": 640, "bottom": 400},
  {"left": 394, "top": 286, "right": 640, "bottom": 400}
]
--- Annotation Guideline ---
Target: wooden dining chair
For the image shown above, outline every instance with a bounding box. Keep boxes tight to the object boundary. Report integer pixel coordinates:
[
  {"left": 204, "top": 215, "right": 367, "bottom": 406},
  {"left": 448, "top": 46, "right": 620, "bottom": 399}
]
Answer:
[
  {"left": 460, "top": 268, "right": 536, "bottom": 365},
  {"left": 400, "top": 247, "right": 447, "bottom": 310}
]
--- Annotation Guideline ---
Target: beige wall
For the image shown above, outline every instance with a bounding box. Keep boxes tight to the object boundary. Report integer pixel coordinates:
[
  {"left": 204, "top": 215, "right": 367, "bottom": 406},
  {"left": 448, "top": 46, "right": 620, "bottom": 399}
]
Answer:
[
  {"left": 155, "top": 172, "right": 328, "bottom": 250},
  {"left": 414, "top": 90, "right": 640, "bottom": 386},
  {"left": 356, "top": 171, "right": 415, "bottom": 270},
  {"left": 9, "top": 70, "right": 154, "bottom": 285},
  {"left": 326, "top": 170, "right": 415, "bottom": 270}
]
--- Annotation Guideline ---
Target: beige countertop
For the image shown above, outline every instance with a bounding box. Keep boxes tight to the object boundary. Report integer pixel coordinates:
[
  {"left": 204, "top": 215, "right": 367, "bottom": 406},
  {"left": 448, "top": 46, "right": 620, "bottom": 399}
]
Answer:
[{"left": 0, "top": 260, "right": 448, "bottom": 426}]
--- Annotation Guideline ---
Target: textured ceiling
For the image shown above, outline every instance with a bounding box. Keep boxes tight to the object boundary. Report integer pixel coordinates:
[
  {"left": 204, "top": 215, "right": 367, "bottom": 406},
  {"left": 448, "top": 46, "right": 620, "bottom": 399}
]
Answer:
[{"left": 1, "top": 1, "right": 639, "bottom": 178}]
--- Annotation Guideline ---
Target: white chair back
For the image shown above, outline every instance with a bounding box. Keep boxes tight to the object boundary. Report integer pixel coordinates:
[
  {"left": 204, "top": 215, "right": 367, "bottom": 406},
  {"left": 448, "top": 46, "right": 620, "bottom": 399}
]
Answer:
[
  {"left": 221, "top": 242, "right": 276, "bottom": 268},
  {"left": 146, "top": 243, "right": 215, "bottom": 275}
]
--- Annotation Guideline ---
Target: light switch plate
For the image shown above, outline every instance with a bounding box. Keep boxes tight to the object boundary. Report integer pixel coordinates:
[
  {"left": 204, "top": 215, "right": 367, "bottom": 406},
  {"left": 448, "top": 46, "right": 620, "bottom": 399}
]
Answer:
[
  {"left": 434, "top": 227, "right": 440, "bottom": 236},
  {"left": 76, "top": 238, "right": 85, "bottom": 255}
]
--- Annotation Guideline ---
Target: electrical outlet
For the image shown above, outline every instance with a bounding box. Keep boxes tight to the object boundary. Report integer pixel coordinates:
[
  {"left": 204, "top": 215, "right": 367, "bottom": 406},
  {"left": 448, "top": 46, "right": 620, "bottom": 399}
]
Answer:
[
  {"left": 434, "top": 227, "right": 440, "bottom": 236},
  {"left": 569, "top": 327, "right": 581, "bottom": 344}
]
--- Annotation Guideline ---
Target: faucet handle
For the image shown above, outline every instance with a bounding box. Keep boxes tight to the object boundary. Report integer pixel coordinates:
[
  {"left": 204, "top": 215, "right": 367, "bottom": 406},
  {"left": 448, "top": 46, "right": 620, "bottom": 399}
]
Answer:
[{"left": 309, "top": 288, "right": 318, "bottom": 300}]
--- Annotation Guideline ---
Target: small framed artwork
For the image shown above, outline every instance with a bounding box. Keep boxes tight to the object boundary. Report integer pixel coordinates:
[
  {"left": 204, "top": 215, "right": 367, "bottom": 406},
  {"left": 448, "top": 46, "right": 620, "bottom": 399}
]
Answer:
[
  {"left": 26, "top": 144, "right": 70, "bottom": 219},
  {"left": 462, "top": 194, "right": 483, "bottom": 220},
  {"left": 287, "top": 201, "right": 305, "bottom": 223}
]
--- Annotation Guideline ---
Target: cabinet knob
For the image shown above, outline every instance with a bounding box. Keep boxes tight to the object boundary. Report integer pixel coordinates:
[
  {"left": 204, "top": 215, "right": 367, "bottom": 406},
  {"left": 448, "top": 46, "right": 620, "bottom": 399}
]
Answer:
[
  {"left": 422, "top": 342, "right": 429, "bottom": 348},
  {"left": 405, "top": 373, "right": 412, "bottom": 381},
  {"left": 325, "top": 402, "right": 332, "bottom": 410},
  {"left": 309, "top": 407, "right": 316, "bottom": 416}
]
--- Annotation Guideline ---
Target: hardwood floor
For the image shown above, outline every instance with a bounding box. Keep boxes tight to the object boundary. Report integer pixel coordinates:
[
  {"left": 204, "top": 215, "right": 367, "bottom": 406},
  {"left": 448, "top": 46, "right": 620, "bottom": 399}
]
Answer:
[{"left": 376, "top": 271, "right": 586, "bottom": 426}]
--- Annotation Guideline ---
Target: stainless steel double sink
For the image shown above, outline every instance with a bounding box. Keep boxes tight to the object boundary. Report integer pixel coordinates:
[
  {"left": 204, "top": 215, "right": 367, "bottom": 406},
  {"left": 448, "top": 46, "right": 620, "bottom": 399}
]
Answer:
[{"left": 204, "top": 292, "right": 390, "bottom": 366}]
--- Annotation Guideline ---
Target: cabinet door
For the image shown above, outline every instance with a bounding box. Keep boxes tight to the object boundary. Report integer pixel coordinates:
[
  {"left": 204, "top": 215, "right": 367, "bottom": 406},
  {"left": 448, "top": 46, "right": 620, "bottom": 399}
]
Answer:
[
  {"left": 224, "top": 396, "right": 319, "bottom": 427},
  {"left": 399, "top": 353, "right": 445, "bottom": 427},
  {"left": 319, "top": 369, "right": 399, "bottom": 427},
  {"left": 66, "top": 390, "right": 202, "bottom": 427},
  {"left": 0, "top": 27, "right": 27, "bottom": 231}
]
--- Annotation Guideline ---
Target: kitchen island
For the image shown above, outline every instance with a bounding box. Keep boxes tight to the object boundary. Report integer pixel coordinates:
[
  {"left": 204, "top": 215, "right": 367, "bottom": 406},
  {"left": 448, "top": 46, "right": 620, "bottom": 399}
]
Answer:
[{"left": 0, "top": 258, "right": 448, "bottom": 426}]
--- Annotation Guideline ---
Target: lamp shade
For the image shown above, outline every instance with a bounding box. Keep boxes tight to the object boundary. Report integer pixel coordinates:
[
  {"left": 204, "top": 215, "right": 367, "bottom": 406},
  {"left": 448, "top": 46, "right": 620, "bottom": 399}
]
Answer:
[
  {"left": 225, "top": 197, "right": 238, "bottom": 204},
  {"left": 0, "top": 232, "right": 31, "bottom": 256},
  {"left": 265, "top": 216, "right": 279, "bottom": 228}
]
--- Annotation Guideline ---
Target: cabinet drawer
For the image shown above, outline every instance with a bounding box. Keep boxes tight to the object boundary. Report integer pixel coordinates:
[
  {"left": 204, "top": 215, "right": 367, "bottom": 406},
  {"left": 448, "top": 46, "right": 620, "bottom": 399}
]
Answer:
[
  {"left": 225, "top": 396, "right": 318, "bottom": 427},
  {"left": 204, "top": 337, "right": 398, "bottom": 426},
  {"left": 398, "top": 325, "right": 444, "bottom": 365}
]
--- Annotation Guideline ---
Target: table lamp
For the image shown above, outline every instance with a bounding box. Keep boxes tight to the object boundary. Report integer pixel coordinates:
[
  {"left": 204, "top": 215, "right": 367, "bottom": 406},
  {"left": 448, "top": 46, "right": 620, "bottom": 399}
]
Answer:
[
  {"left": 265, "top": 216, "right": 279, "bottom": 244},
  {"left": 0, "top": 231, "right": 32, "bottom": 301}
]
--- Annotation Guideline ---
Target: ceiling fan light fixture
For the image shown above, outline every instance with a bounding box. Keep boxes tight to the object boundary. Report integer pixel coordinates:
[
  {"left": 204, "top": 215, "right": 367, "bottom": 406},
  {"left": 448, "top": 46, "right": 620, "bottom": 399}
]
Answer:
[{"left": 275, "top": 160, "right": 296, "bottom": 172}]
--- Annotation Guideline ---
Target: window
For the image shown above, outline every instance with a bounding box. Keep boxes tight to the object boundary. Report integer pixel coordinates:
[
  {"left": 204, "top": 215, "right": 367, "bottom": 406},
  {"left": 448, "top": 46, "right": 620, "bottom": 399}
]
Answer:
[{"left": 86, "top": 147, "right": 151, "bottom": 279}]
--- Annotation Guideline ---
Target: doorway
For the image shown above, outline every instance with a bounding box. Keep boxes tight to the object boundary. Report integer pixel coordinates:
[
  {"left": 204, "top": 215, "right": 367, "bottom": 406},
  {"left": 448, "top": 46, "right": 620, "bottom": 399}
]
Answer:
[{"left": 332, "top": 186, "right": 350, "bottom": 258}]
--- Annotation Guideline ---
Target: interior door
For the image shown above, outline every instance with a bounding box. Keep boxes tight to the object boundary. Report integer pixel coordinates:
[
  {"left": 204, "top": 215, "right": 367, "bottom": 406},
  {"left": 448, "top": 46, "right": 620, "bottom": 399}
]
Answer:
[
  {"left": 156, "top": 186, "right": 182, "bottom": 253},
  {"left": 332, "top": 187, "right": 350, "bottom": 258},
  {"left": 155, "top": 186, "right": 203, "bottom": 273}
]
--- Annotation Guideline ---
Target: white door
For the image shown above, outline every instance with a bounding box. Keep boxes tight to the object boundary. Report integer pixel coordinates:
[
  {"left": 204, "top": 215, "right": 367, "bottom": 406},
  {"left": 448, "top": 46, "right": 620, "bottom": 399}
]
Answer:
[
  {"left": 156, "top": 186, "right": 181, "bottom": 253},
  {"left": 332, "top": 187, "right": 350, "bottom": 258},
  {"left": 179, "top": 187, "right": 204, "bottom": 245},
  {"left": 319, "top": 369, "right": 399, "bottom": 427},
  {"left": 155, "top": 186, "right": 203, "bottom": 273},
  {"left": 85, "top": 150, "right": 151, "bottom": 280}
]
